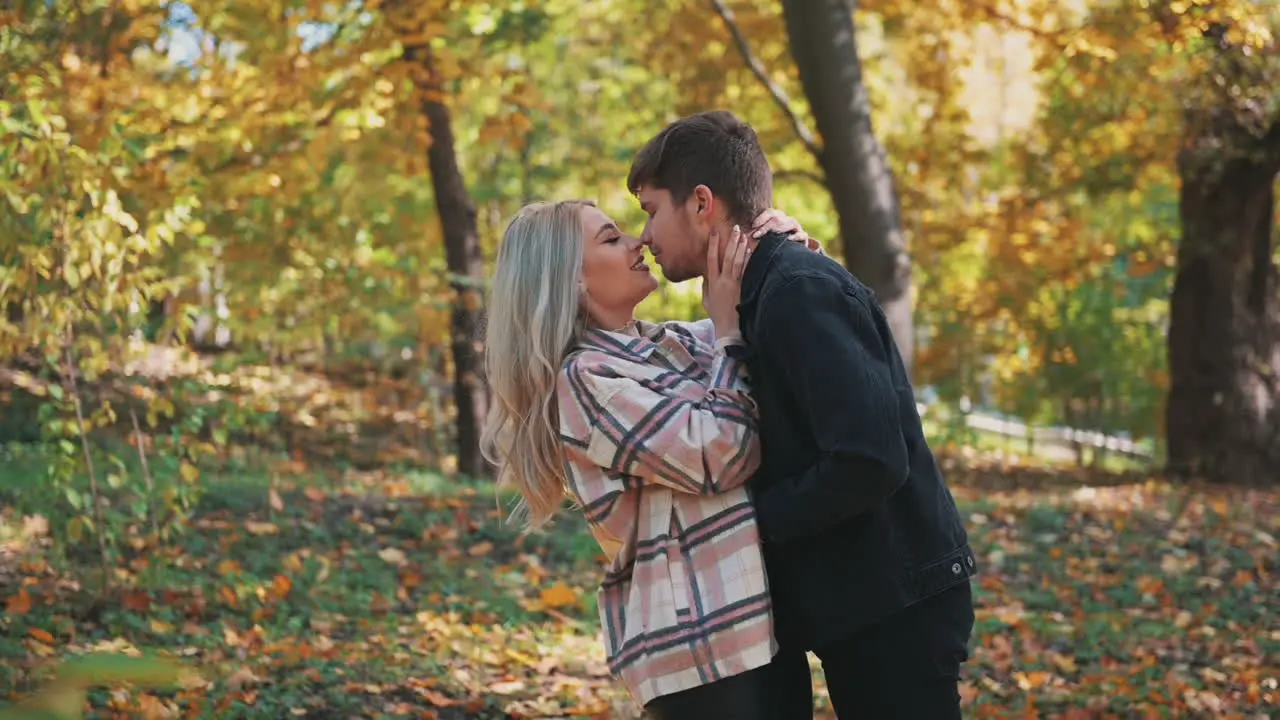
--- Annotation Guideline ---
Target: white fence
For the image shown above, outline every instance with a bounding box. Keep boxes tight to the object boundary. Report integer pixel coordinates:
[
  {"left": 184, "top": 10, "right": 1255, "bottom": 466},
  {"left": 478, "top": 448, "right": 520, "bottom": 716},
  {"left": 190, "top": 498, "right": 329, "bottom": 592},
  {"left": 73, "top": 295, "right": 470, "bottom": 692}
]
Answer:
[{"left": 917, "top": 403, "right": 1156, "bottom": 460}]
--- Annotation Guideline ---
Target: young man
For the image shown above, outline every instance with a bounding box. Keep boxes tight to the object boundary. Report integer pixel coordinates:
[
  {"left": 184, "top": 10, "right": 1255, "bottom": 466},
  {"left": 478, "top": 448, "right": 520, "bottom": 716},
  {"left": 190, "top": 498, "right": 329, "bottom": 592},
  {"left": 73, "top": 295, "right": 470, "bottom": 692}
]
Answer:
[{"left": 627, "top": 110, "right": 978, "bottom": 719}]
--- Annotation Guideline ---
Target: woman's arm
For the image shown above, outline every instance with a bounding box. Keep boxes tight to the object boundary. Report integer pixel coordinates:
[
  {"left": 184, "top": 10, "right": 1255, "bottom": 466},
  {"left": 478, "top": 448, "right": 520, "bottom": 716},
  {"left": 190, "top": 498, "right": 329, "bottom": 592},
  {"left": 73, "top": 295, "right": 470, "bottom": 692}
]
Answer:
[
  {"left": 557, "top": 343, "right": 760, "bottom": 495},
  {"left": 665, "top": 318, "right": 717, "bottom": 346}
]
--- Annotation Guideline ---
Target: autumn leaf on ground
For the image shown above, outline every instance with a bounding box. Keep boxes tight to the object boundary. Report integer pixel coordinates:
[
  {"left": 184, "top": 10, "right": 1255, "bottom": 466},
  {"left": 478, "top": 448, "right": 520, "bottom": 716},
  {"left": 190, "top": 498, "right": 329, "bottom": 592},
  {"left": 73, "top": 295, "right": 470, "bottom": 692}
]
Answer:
[
  {"left": 21, "top": 515, "right": 49, "bottom": 539},
  {"left": 224, "top": 667, "right": 260, "bottom": 693},
  {"left": 268, "top": 488, "right": 284, "bottom": 513},
  {"left": 539, "top": 582, "right": 579, "bottom": 609},
  {"left": 377, "top": 547, "right": 408, "bottom": 566},
  {"left": 268, "top": 574, "right": 292, "bottom": 601},
  {"left": 488, "top": 679, "right": 525, "bottom": 695},
  {"left": 121, "top": 590, "right": 152, "bottom": 612},
  {"left": 243, "top": 520, "right": 278, "bottom": 536},
  {"left": 6, "top": 587, "right": 32, "bottom": 615}
]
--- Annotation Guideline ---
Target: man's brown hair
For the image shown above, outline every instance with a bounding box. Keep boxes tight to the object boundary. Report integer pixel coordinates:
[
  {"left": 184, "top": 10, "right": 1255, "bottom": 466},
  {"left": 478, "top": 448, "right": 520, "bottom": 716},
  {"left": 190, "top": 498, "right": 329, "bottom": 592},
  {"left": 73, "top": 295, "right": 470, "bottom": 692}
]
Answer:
[{"left": 626, "top": 110, "right": 773, "bottom": 227}]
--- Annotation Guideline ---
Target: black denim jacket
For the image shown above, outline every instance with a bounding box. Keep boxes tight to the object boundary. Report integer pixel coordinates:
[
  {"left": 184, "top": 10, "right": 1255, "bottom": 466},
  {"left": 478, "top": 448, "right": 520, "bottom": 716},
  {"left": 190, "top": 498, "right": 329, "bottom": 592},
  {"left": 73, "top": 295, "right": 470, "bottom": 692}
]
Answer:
[{"left": 730, "top": 232, "right": 977, "bottom": 649}]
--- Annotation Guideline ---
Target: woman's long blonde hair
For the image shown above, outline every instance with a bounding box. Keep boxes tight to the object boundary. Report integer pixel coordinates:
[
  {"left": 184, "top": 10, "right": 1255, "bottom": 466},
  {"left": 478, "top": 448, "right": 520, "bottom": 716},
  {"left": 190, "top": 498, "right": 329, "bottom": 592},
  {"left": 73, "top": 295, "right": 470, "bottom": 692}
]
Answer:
[{"left": 480, "top": 200, "right": 593, "bottom": 529}]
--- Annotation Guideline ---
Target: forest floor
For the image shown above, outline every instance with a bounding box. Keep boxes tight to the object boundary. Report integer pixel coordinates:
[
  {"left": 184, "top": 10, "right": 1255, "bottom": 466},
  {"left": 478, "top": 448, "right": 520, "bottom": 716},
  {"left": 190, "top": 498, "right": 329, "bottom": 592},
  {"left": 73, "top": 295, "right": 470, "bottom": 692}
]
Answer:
[{"left": 1, "top": 355, "right": 1275, "bottom": 718}]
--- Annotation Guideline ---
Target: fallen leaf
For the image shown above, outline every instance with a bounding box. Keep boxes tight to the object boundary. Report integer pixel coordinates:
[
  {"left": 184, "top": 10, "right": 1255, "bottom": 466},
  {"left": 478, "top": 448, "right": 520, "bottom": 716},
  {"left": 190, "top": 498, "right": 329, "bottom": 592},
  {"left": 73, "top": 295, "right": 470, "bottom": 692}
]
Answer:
[
  {"left": 488, "top": 679, "right": 525, "bottom": 694},
  {"left": 137, "top": 693, "right": 176, "bottom": 720},
  {"left": 282, "top": 553, "right": 304, "bottom": 573},
  {"left": 468, "top": 541, "right": 493, "bottom": 557},
  {"left": 21, "top": 514, "right": 49, "bottom": 538},
  {"left": 224, "top": 667, "right": 260, "bottom": 692},
  {"left": 418, "top": 689, "right": 455, "bottom": 707},
  {"left": 6, "top": 588, "right": 32, "bottom": 615},
  {"left": 1050, "top": 651, "right": 1077, "bottom": 674},
  {"left": 370, "top": 592, "right": 393, "bottom": 614},
  {"left": 270, "top": 574, "right": 293, "bottom": 601},
  {"left": 27, "top": 639, "right": 55, "bottom": 656},
  {"left": 244, "top": 520, "right": 279, "bottom": 536},
  {"left": 28, "top": 627, "right": 55, "bottom": 644},
  {"left": 314, "top": 555, "right": 332, "bottom": 583},
  {"left": 378, "top": 547, "right": 408, "bottom": 567},
  {"left": 539, "top": 582, "right": 578, "bottom": 609},
  {"left": 122, "top": 590, "right": 152, "bottom": 612},
  {"left": 268, "top": 487, "right": 284, "bottom": 512}
]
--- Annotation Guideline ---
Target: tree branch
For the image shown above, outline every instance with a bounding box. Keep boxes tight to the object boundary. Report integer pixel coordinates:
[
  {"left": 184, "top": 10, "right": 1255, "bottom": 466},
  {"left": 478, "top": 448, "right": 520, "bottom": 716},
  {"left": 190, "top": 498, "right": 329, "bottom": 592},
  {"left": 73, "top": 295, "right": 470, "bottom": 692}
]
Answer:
[
  {"left": 970, "top": 1, "right": 1073, "bottom": 45},
  {"left": 772, "top": 168, "right": 827, "bottom": 186},
  {"left": 709, "top": 0, "right": 823, "bottom": 161}
]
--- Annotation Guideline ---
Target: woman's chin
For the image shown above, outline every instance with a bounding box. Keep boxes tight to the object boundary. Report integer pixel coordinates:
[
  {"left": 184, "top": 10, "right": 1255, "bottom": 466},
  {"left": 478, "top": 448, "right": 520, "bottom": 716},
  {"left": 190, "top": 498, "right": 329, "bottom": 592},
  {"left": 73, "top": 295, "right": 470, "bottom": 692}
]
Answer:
[{"left": 634, "top": 272, "right": 659, "bottom": 300}]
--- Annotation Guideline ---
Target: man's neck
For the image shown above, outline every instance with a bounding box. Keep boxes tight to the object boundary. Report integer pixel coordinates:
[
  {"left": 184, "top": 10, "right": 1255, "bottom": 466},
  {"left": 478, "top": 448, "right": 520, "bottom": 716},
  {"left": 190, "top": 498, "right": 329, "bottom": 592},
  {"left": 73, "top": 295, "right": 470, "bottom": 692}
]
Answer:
[{"left": 707, "top": 219, "right": 756, "bottom": 270}]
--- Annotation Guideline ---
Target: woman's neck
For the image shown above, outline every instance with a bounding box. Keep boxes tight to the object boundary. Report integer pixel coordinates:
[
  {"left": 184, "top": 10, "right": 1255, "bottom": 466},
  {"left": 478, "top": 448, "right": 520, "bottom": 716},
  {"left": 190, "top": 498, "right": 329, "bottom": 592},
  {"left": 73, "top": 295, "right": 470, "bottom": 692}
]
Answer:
[{"left": 590, "top": 308, "right": 637, "bottom": 334}]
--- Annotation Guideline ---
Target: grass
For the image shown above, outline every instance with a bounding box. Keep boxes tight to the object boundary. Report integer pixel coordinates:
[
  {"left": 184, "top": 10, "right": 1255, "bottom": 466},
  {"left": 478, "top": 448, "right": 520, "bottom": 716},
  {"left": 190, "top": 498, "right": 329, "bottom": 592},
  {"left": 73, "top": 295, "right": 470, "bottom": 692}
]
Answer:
[
  {"left": 2, "top": 446, "right": 621, "bottom": 718},
  {"left": 3, "top": 445, "right": 1276, "bottom": 718}
]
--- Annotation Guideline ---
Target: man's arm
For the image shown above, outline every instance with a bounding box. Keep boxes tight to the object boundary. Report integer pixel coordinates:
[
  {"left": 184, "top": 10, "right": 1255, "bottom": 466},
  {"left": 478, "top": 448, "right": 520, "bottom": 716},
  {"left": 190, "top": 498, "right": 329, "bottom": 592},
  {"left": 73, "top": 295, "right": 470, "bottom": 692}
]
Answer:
[{"left": 752, "top": 275, "right": 911, "bottom": 544}]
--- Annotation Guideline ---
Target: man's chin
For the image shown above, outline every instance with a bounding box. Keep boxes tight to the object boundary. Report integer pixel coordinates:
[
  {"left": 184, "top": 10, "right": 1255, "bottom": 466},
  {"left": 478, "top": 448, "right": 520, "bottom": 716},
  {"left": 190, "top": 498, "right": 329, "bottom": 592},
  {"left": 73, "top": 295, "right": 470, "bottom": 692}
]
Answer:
[{"left": 659, "top": 265, "right": 695, "bottom": 283}]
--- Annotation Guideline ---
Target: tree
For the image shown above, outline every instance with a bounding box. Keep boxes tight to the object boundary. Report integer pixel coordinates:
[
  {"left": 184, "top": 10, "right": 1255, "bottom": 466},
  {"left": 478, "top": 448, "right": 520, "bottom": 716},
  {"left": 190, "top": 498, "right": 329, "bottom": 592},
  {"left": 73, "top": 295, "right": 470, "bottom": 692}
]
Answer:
[
  {"left": 397, "top": 21, "right": 490, "bottom": 479},
  {"left": 1166, "top": 16, "right": 1280, "bottom": 485},
  {"left": 777, "top": 0, "right": 914, "bottom": 373}
]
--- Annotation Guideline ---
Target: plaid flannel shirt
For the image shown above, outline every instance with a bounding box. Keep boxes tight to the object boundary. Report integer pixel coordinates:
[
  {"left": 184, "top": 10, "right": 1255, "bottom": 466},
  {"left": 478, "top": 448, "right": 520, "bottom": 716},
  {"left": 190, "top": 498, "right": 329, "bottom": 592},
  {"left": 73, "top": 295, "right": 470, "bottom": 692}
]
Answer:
[{"left": 557, "top": 319, "right": 776, "bottom": 706}]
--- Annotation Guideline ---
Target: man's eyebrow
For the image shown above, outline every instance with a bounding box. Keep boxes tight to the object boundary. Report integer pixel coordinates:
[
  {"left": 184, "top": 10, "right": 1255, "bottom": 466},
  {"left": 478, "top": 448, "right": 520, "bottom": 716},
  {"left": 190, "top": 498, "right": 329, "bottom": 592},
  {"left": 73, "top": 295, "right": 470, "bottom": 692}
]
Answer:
[{"left": 594, "top": 222, "right": 619, "bottom": 239}]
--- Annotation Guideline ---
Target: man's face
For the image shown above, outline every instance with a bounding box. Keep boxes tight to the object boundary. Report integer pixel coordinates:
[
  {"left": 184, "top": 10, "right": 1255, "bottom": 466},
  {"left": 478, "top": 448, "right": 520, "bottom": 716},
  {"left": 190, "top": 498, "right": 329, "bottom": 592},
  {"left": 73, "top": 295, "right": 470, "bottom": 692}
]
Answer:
[{"left": 636, "top": 186, "right": 705, "bottom": 283}]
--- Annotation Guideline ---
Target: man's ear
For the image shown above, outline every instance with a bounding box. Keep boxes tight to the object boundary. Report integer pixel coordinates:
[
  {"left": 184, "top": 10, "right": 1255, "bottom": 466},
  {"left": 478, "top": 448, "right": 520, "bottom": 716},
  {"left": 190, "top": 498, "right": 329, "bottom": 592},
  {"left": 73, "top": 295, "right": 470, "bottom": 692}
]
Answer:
[{"left": 691, "top": 185, "right": 715, "bottom": 217}]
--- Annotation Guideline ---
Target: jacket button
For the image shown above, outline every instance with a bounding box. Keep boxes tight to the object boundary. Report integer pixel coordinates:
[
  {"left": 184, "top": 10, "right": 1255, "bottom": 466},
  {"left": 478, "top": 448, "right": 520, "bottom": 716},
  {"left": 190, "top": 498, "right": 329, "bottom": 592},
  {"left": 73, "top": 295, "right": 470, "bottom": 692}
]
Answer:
[
  {"left": 951, "top": 563, "right": 962, "bottom": 575},
  {"left": 966, "top": 555, "right": 975, "bottom": 568}
]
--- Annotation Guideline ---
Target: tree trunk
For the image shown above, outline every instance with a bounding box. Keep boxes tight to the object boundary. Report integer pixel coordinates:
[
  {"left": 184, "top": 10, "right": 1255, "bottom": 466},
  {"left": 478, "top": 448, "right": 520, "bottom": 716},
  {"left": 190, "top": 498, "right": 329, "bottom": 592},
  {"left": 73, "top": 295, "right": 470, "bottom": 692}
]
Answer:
[
  {"left": 1166, "top": 123, "right": 1280, "bottom": 485},
  {"left": 407, "top": 47, "right": 490, "bottom": 479},
  {"left": 779, "top": 0, "right": 914, "bottom": 375}
]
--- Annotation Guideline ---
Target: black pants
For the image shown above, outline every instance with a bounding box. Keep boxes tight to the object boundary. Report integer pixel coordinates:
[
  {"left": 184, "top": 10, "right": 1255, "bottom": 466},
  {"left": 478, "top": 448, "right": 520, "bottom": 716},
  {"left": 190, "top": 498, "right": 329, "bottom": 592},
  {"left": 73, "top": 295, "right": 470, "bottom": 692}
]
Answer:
[
  {"left": 646, "top": 582, "right": 975, "bottom": 719},
  {"left": 777, "top": 581, "right": 976, "bottom": 719},
  {"left": 642, "top": 657, "right": 797, "bottom": 720}
]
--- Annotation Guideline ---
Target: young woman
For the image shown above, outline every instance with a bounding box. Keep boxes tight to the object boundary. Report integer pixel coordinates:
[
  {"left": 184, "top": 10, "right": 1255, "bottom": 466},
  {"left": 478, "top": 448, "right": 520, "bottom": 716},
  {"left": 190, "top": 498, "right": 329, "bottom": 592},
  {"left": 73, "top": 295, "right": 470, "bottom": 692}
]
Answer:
[{"left": 480, "top": 199, "right": 813, "bottom": 718}]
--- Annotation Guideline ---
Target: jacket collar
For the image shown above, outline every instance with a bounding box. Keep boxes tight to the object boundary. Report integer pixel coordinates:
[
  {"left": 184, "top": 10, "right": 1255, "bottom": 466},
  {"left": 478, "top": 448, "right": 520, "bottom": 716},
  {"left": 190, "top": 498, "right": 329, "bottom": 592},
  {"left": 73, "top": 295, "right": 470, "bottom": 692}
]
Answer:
[
  {"left": 741, "top": 231, "right": 790, "bottom": 308},
  {"left": 576, "top": 320, "right": 662, "bottom": 361}
]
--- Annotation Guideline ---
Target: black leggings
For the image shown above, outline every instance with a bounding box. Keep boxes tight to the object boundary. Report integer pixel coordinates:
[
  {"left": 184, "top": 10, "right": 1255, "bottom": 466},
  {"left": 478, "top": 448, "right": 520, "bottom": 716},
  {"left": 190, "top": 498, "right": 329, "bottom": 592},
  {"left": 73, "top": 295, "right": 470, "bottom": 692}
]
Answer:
[{"left": 642, "top": 656, "right": 808, "bottom": 720}]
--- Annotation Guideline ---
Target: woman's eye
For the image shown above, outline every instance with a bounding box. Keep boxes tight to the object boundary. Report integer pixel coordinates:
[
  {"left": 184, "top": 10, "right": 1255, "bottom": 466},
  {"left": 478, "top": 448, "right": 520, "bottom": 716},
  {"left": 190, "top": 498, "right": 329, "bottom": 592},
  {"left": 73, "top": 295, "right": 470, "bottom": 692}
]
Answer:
[{"left": 605, "top": 236, "right": 620, "bottom": 244}]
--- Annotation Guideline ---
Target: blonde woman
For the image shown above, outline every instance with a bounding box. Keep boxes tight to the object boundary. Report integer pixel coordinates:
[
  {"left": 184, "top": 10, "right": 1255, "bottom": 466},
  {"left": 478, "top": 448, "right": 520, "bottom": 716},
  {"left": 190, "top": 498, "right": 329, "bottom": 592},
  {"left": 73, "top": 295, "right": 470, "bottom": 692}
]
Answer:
[{"left": 480, "top": 200, "right": 814, "bottom": 718}]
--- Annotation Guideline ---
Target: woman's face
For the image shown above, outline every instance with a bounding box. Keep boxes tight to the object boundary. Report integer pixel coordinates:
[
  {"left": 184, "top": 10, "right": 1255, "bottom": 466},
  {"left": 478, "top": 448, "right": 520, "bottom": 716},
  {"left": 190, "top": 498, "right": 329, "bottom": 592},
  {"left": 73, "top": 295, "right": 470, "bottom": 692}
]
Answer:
[{"left": 578, "top": 205, "right": 658, "bottom": 326}]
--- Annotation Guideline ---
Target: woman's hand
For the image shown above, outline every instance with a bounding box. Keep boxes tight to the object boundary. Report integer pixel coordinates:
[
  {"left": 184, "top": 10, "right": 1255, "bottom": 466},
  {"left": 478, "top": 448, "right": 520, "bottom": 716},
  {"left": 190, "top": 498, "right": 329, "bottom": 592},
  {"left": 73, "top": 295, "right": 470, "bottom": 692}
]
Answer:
[
  {"left": 749, "top": 208, "right": 824, "bottom": 255},
  {"left": 703, "top": 225, "right": 750, "bottom": 343}
]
